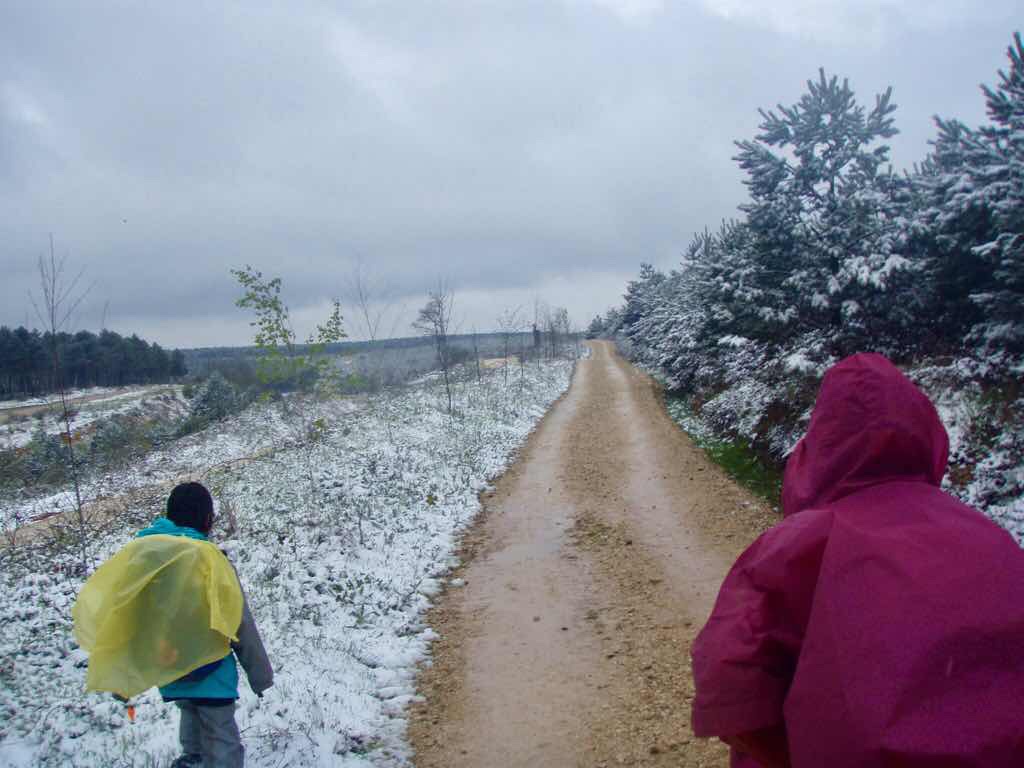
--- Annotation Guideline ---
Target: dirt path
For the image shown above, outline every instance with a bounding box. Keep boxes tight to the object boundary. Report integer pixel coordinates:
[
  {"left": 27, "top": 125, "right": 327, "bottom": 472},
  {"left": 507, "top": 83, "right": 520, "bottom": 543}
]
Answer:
[
  {"left": 0, "top": 386, "right": 179, "bottom": 429},
  {"left": 409, "top": 341, "right": 776, "bottom": 767},
  {"left": 0, "top": 387, "right": 136, "bottom": 417}
]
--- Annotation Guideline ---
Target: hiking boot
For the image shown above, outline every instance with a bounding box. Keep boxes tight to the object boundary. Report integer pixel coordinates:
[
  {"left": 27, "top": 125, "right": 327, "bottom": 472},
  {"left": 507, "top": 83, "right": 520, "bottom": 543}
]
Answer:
[{"left": 170, "top": 755, "right": 202, "bottom": 767}]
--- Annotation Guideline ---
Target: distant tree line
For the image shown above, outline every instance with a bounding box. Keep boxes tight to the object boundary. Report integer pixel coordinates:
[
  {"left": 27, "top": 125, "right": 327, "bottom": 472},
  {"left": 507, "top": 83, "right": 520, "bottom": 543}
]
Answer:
[
  {"left": 182, "top": 333, "right": 527, "bottom": 372},
  {"left": 593, "top": 32, "right": 1024, "bottom": 388},
  {"left": 184, "top": 331, "right": 537, "bottom": 393},
  {"left": 0, "top": 326, "right": 187, "bottom": 398}
]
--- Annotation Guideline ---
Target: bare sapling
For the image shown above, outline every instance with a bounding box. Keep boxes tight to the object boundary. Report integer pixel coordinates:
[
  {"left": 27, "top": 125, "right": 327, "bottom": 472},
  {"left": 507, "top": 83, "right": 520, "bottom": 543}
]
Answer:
[
  {"left": 412, "top": 282, "right": 456, "bottom": 415},
  {"left": 29, "top": 236, "right": 93, "bottom": 573},
  {"left": 496, "top": 306, "right": 524, "bottom": 387},
  {"left": 550, "top": 306, "right": 571, "bottom": 359},
  {"left": 343, "top": 257, "right": 406, "bottom": 446},
  {"left": 532, "top": 297, "right": 544, "bottom": 364},
  {"left": 343, "top": 256, "right": 401, "bottom": 346},
  {"left": 519, "top": 326, "right": 528, "bottom": 389},
  {"left": 342, "top": 256, "right": 405, "bottom": 388},
  {"left": 471, "top": 328, "right": 481, "bottom": 383}
]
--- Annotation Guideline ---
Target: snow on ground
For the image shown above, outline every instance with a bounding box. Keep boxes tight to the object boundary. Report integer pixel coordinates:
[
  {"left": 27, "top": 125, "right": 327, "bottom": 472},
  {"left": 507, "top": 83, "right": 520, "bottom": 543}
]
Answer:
[
  {"left": 0, "top": 359, "right": 574, "bottom": 767},
  {"left": 0, "top": 390, "right": 301, "bottom": 529},
  {"left": 910, "top": 363, "right": 1024, "bottom": 545},
  {"left": 0, "top": 385, "right": 186, "bottom": 451},
  {"left": 0, "top": 386, "right": 138, "bottom": 411},
  {"left": 654, "top": 348, "right": 1024, "bottom": 545}
]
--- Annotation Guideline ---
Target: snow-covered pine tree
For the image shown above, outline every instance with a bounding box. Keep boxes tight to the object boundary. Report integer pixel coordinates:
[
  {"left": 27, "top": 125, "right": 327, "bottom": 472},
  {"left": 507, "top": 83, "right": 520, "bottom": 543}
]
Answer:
[
  {"left": 601, "top": 306, "right": 625, "bottom": 337},
  {"left": 621, "top": 263, "right": 674, "bottom": 370},
  {"left": 735, "top": 70, "right": 914, "bottom": 355},
  {"left": 613, "top": 223, "right": 779, "bottom": 391},
  {"left": 620, "top": 263, "right": 667, "bottom": 332},
  {"left": 628, "top": 228, "right": 746, "bottom": 391},
  {"left": 908, "top": 118, "right": 991, "bottom": 346},
  {"left": 911, "top": 34, "right": 1024, "bottom": 373},
  {"left": 962, "top": 32, "right": 1024, "bottom": 371},
  {"left": 849, "top": 169, "right": 929, "bottom": 353},
  {"left": 699, "top": 219, "right": 778, "bottom": 343},
  {"left": 636, "top": 250, "right": 705, "bottom": 390},
  {"left": 586, "top": 314, "right": 607, "bottom": 338}
]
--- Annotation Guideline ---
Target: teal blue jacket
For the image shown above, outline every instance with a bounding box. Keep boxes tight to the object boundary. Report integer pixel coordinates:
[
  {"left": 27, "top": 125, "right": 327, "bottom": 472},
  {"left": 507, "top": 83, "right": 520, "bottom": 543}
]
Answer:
[{"left": 135, "top": 518, "right": 240, "bottom": 702}]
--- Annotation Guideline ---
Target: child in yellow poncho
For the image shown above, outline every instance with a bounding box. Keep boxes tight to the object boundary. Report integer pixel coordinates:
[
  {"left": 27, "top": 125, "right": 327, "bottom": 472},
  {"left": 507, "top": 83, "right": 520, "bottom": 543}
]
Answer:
[{"left": 74, "top": 482, "right": 273, "bottom": 768}]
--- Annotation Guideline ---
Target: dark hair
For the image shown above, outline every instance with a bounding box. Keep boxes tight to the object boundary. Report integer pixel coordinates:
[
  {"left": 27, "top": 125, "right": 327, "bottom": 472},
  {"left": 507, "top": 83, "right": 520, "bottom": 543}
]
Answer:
[{"left": 166, "top": 482, "right": 214, "bottom": 534}]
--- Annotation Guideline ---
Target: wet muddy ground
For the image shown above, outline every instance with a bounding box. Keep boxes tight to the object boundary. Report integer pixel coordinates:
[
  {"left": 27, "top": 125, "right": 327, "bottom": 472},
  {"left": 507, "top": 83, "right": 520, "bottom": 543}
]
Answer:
[{"left": 409, "top": 341, "right": 777, "bottom": 768}]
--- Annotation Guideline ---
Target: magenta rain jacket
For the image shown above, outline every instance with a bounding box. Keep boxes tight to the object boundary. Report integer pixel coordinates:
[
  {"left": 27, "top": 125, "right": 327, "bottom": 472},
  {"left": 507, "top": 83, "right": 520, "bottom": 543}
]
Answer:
[{"left": 691, "top": 353, "right": 1024, "bottom": 767}]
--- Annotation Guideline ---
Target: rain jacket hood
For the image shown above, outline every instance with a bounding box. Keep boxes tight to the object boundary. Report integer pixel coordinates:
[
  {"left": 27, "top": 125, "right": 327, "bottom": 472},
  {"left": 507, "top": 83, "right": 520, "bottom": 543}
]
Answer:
[
  {"left": 782, "top": 352, "right": 949, "bottom": 517},
  {"left": 692, "top": 353, "right": 1024, "bottom": 768}
]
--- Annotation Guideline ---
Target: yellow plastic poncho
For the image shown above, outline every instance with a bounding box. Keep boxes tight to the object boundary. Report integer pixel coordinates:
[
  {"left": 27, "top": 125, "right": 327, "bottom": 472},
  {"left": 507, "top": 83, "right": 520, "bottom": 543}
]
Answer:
[{"left": 72, "top": 535, "right": 243, "bottom": 699}]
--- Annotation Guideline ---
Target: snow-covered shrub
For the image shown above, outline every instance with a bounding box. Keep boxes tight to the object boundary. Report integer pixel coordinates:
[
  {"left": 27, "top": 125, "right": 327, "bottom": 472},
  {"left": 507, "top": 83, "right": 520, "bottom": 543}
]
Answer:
[
  {"left": 87, "top": 418, "right": 132, "bottom": 464},
  {"left": 179, "top": 371, "right": 241, "bottom": 435},
  {"left": 25, "top": 424, "right": 71, "bottom": 485}
]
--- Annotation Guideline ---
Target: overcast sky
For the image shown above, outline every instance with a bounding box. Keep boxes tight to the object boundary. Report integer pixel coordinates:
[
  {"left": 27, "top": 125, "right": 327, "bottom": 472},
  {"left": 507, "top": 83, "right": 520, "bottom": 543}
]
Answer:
[{"left": 1, "top": 1, "right": 1019, "bottom": 347}]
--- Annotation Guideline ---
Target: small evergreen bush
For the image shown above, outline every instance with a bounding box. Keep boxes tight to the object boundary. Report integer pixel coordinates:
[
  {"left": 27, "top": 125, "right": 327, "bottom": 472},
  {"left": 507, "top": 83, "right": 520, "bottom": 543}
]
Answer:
[{"left": 179, "top": 372, "right": 242, "bottom": 435}]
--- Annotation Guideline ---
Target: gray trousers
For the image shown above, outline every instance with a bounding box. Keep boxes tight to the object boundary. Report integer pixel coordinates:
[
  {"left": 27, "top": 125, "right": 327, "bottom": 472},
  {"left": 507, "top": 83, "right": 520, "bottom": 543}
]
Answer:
[{"left": 177, "top": 701, "right": 244, "bottom": 768}]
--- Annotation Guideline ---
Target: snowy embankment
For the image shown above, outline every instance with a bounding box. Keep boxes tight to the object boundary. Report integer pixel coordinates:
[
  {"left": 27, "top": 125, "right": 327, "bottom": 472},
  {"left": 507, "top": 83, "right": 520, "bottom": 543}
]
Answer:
[
  {"left": 0, "top": 385, "right": 187, "bottom": 451},
  {"left": 0, "top": 386, "right": 140, "bottom": 411},
  {"left": 0, "top": 388, "right": 335, "bottom": 529},
  {"left": 0, "top": 360, "right": 574, "bottom": 767},
  {"left": 630, "top": 337, "right": 1024, "bottom": 545}
]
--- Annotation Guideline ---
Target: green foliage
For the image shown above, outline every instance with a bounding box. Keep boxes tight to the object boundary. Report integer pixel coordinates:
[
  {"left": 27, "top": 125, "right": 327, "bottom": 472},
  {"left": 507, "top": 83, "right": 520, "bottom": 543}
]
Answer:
[
  {"left": 200, "top": 357, "right": 263, "bottom": 393},
  {"left": 0, "top": 325, "right": 186, "bottom": 399},
  {"left": 337, "top": 372, "right": 372, "bottom": 394},
  {"left": 702, "top": 438, "right": 784, "bottom": 506},
  {"left": 26, "top": 424, "right": 72, "bottom": 485},
  {"left": 0, "top": 448, "right": 27, "bottom": 493},
  {"left": 88, "top": 418, "right": 132, "bottom": 461},
  {"left": 232, "top": 266, "right": 350, "bottom": 507},
  {"left": 733, "top": 69, "right": 916, "bottom": 353},
  {"left": 308, "top": 417, "right": 328, "bottom": 443},
  {"left": 89, "top": 414, "right": 176, "bottom": 467},
  {"left": 666, "top": 396, "right": 783, "bottom": 506},
  {"left": 179, "top": 371, "right": 243, "bottom": 435},
  {"left": 232, "top": 265, "right": 346, "bottom": 395},
  {"left": 956, "top": 380, "right": 1022, "bottom": 458},
  {"left": 1, "top": 408, "right": 185, "bottom": 494}
]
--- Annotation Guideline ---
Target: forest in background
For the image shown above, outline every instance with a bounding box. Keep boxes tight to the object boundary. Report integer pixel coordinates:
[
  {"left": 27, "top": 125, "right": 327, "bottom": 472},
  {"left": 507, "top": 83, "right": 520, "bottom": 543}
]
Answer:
[{"left": 0, "top": 326, "right": 186, "bottom": 399}]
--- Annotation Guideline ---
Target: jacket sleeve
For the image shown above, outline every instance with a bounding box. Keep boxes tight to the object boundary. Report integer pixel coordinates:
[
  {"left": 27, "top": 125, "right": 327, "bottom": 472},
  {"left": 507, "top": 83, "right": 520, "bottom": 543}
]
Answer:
[
  {"left": 225, "top": 559, "right": 274, "bottom": 695},
  {"left": 691, "top": 510, "right": 829, "bottom": 739}
]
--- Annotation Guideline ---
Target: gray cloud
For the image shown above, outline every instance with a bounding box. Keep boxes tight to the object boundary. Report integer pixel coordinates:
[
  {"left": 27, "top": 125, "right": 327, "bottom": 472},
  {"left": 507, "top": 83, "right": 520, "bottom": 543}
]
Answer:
[{"left": 0, "top": 1, "right": 1018, "bottom": 346}]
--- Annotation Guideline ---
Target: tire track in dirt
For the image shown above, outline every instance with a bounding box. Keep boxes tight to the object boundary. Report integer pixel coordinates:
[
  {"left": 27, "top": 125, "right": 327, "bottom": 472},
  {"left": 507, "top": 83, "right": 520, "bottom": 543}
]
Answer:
[{"left": 409, "top": 342, "right": 776, "bottom": 767}]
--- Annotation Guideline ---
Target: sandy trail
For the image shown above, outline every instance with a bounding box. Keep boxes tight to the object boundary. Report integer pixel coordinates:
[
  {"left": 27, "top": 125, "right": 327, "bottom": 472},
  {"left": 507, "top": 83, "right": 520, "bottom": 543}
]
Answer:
[
  {"left": 409, "top": 341, "right": 775, "bottom": 767},
  {"left": 0, "top": 386, "right": 173, "bottom": 419}
]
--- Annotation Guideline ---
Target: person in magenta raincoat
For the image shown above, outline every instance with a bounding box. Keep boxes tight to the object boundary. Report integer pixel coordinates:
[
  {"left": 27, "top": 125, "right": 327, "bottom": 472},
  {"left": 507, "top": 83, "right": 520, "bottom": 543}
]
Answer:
[{"left": 691, "top": 352, "right": 1024, "bottom": 768}]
